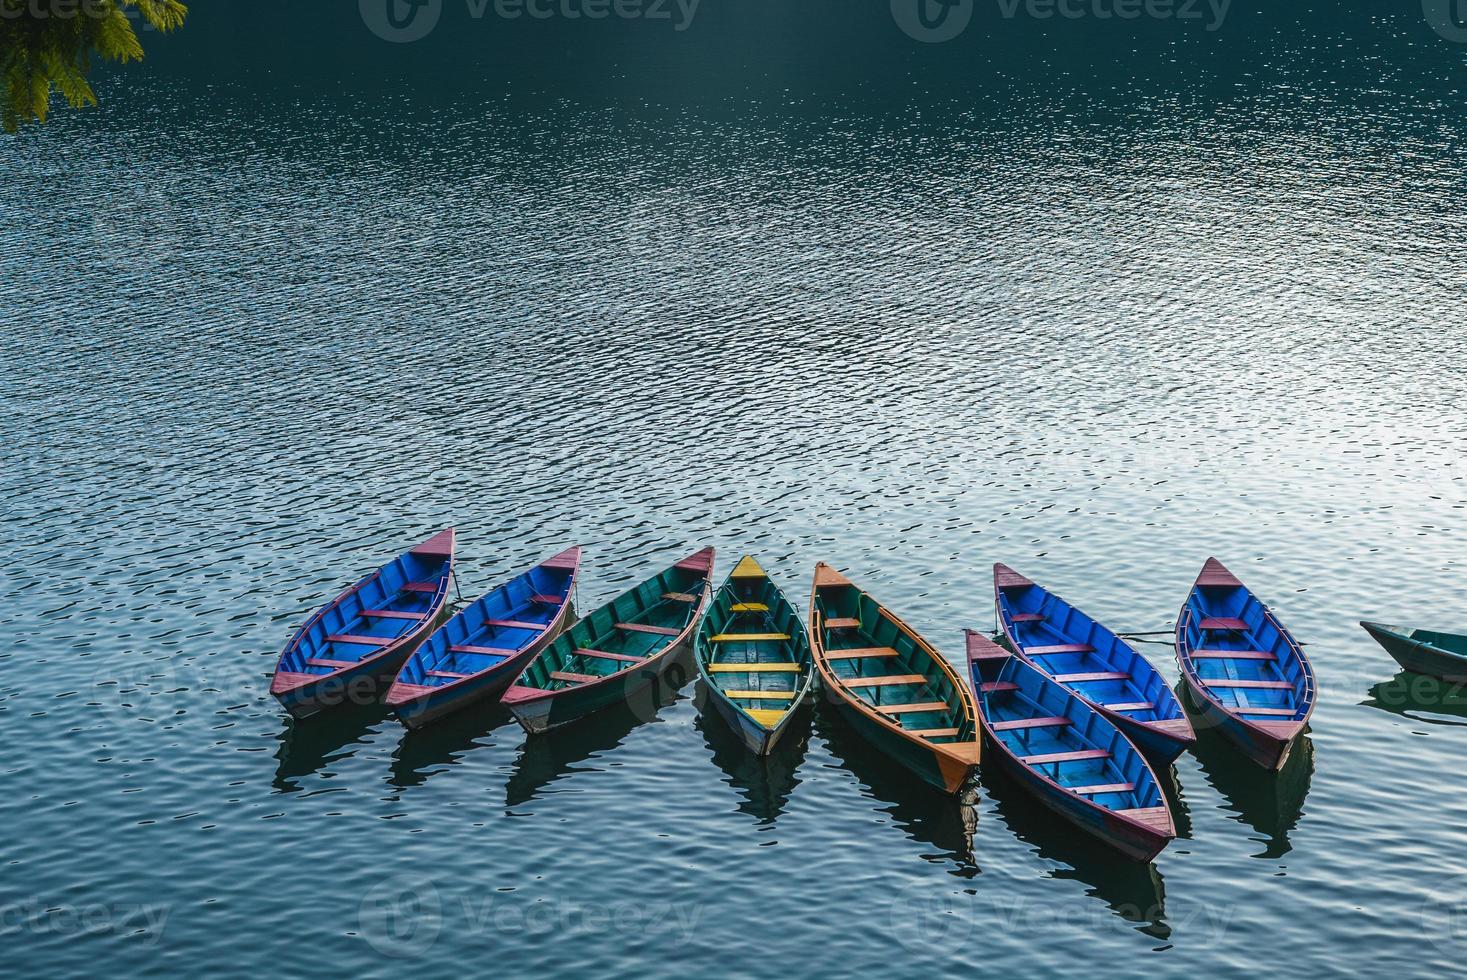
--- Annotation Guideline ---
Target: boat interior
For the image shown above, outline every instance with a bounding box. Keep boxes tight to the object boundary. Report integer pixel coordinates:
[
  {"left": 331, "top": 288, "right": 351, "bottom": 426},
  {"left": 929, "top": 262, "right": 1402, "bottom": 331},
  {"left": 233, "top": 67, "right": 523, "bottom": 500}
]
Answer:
[
  {"left": 813, "top": 581, "right": 973, "bottom": 746},
  {"left": 282, "top": 548, "right": 450, "bottom": 676},
  {"left": 397, "top": 557, "right": 576, "bottom": 689},
  {"left": 1179, "top": 577, "right": 1310, "bottom": 722},
  {"left": 698, "top": 557, "right": 812, "bottom": 729},
  {"left": 517, "top": 561, "right": 708, "bottom": 691},
  {"left": 997, "top": 578, "right": 1181, "bottom": 725}
]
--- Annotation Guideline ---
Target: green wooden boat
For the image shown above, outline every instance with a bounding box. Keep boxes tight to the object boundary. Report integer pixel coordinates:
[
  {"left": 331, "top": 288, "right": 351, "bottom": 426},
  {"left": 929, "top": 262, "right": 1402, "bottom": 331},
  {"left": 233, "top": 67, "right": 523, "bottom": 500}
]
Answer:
[
  {"left": 502, "top": 547, "right": 713, "bottom": 734},
  {"left": 694, "top": 556, "right": 815, "bottom": 756},
  {"left": 809, "top": 563, "right": 981, "bottom": 795},
  {"left": 1361, "top": 621, "right": 1467, "bottom": 681}
]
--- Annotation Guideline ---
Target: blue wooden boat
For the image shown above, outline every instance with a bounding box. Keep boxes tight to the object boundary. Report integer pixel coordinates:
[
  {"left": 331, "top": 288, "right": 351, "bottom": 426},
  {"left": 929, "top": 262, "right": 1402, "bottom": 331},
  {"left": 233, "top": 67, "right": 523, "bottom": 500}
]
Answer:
[
  {"left": 967, "top": 630, "right": 1174, "bottom": 862},
  {"left": 502, "top": 547, "right": 714, "bottom": 734},
  {"left": 385, "top": 546, "right": 582, "bottom": 730},
  {"left": 693, "top": 556, "right": 815, "bottom": 756},
  {"left": 994, "top": 564, "right": 1194, "bottom": 764},
  {"left": 271, "top": 529, "right": 455, "bottom": 719},
  {"left": 1360, "top": 621, "right": 1467, "bottom": 682},
  {"left": 1175, "top": 558, "right": 1315, "bottom": 770}
]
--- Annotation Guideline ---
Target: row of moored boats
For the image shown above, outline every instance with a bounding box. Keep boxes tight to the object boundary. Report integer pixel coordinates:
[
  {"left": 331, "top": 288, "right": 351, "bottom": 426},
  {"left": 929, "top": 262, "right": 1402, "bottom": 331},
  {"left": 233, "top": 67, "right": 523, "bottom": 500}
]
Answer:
[{"left": 270, "top": 529, "right": 1318, "bottom": 862}]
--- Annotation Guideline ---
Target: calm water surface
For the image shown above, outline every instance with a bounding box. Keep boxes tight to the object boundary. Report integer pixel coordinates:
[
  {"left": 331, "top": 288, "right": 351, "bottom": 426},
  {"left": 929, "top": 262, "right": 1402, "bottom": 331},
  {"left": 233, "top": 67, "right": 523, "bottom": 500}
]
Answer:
[{"left": 4, "top": 2, "right": 1467, "bottom": 976}]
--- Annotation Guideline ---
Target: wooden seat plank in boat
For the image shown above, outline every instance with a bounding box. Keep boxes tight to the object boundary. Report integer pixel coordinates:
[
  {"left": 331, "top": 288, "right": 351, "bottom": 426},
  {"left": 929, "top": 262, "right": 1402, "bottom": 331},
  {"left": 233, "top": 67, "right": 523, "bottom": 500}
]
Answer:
[
  {"left": 910, "top": 727, "right": 960, "bottom": 738},
  {"left": 575, "top": 648, "right": 642, "bottom": 664},
  {"left": 361, "top": 609, "right": 427, "bottom": 621},
  {"left": 1198, "top": 617, "right": 1248, "bottom": 631},
  {"left": 708, "top": 663, "right": 800, "bottom": 673},
  {"left": 980, "top": 681, "right": 1019, "bottom": 693},
  {"left": 991, "top": 716, "right": 1072, "bottom": 731},
  {"left": 841, "top": 674, "right": 927, "bottom": 687},
  {"left": 449, "top": 643, "right": 517, "bottom": 656},
  {"left": 529, "top": 594, "right": 564, "bottom": 606},
  {"left": 1203, "top": 678, "right": 1292, "bottom": 689},
  {"left": 1106, "top": 701, "right": 1154, "bottom": 711},
  {"left": 1010, "top": 612, "right": 1045, "bottom": 622},
  {"left": 1192, "top": 649, "right": 1275, "bottom": 661},
  {"left": 326, "top": 634, "right": 391, "bottom": 646},
  {"left": 824, "top": 618, "right": 861, "bottom": 629},
  {"left": 617, "top": 623, "right": 682, "bottom": 636},
  {"left": 1051, "top": 671, "right": 1129, "bottom": 683},
  {"left": 824, "top": 647, "right": 898, "bottom": 660},
  {"left": 1235, "top": 706, "right": 1300, "bottom": 716},
  {"left": 662, "top": 592, "right": 698, "bottom": 603},
  {"left": 1027, "top": 643, "right": 1095, "bottom": 656},
  {"left": 1022, "top": 748, "right": 1112, "bottom": 765},
  {"left": 724, "top": 690, "right": 796, "bottom": 700},
  {"left": 401, "top": 581, "right": 440, "bottom": 594},
  {"left": 730, "top": 602, "right": 769, "bottom": 613},
  {"left": 488, "top": 619, "right": 548, "bottom": 631},
  {"left": 550, "top": 671, "right": 600, "bottom": 685},
  {"left": 1071, "top": 782, "right": 1136, "bottom": 795},
  {"left": 307, "top": 657, "right": 359, "bottom": 669},
  {"left": 877, "top": 701, "right": 950, "bottom": 714},
  {"left": 710, "top": 632, "right": 790, "bottom": 642},
  {"left": 427, "top": 669, "right": 470, "bottom": 680}
]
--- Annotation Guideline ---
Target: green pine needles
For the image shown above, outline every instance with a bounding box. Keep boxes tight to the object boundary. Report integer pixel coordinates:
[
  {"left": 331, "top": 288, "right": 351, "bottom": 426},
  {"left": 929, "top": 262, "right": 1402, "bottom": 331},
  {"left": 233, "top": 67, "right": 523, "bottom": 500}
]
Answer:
[{"left": 1, "top": 0, "right": 187, "bottom": 133}]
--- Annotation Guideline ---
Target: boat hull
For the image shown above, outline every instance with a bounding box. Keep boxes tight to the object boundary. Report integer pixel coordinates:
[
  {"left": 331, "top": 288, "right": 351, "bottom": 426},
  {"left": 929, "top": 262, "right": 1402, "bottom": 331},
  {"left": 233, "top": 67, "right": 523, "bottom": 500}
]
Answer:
[
  {"left": 276, "top": 621, "right": 441, "bottom": 720},
  {"left": 1179, "top": 680, "right": 1301, "bottom": 771},
  {"left": 822, "top": 683, "right": 974, "bottom": 795},
  {"left": 1361, "top": 622, "right": 1467, "bottom": 681},
  {"left": 705, "top": 683, "right": 802, "bottom": 756},
  {"left": 987, "top": 741, "right": 1172, "bottom": 862},
  {"left": 506, "top": 637, "right": 694, "bottom": 735}
]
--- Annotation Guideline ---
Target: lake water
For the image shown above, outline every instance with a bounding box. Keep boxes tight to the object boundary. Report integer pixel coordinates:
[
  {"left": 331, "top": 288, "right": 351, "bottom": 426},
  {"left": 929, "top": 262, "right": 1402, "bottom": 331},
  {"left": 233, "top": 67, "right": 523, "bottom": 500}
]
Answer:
[{"left": 4, "top": 1, "right": 1467, "bottom": 975}]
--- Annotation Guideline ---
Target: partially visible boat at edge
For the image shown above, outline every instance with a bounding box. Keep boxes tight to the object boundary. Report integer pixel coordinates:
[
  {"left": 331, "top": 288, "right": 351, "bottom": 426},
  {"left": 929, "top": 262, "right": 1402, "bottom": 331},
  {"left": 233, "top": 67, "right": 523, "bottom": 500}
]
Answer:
[
  {"left": 385, "top": 546, "right": 582, "bottom": 729},
  {"left": 502, "top": 547, "right": 714, "bottom": 734},
  {"left": 966, "top": 630, "right": 1174, "bottom": 862},
  {"left": 694, "top": 556, "right": 815, "bottom": 756},
  {"left": 809, "top": 563, "right": 981, "bottom": 795},
  {"left": 994, "top": 564, "right": 1194, "bottom": 764},
  {"left": 1175, "top": 558, "right": 1315, "bottom": 770},
  {"left": 1360, "top": 621, "right": 1467, "bottom": 682},
  {"left": 271, "top": 528, "right": 456, "bottom": 720}
]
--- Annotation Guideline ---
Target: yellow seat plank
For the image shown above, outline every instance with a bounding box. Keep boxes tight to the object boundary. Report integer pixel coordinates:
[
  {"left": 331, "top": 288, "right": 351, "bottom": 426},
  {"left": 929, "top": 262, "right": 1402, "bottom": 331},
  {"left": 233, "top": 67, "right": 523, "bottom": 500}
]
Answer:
[
  {"left": 730, "top": 602, "right": 769, "bottom": 613},
  {"left": 711, "top": 633, "right": 790, "bottom": 642},
  {"left": 722, "top": 689, "right": 796, "bottom": 700},
  {"left": 708, "top": 663, "right": 800, "bottom": 673},
  {"left": 745, "top": 708, "right": 787, "bottom": 727}
]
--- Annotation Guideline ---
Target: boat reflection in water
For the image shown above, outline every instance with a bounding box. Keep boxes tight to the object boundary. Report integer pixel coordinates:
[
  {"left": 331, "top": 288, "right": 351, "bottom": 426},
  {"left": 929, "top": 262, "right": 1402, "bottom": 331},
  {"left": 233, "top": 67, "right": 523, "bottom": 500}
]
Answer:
[
  {"left": 814, "top": 708, "right": 979, "bottom": 872},
  {"left": 979, "top": 763, "right": 1170, "bottom": 940},
  {"left": 1182, "top": 684, "right": 1315, "bottom": 859},
  {"left": 1362, "top": 670, "right": 1467, "bottom": 728},
  {"left": 503, "top": 677, "right": 688, "bottom": 808},
  {"left": 272, "top": 700, "right": 386, "bottom": 791},
  {"left": 387, "top": 703, "right": 512, "bottom": 791},
  {"left": 694, "top": 683, "right": 810, "bottom": 826}
]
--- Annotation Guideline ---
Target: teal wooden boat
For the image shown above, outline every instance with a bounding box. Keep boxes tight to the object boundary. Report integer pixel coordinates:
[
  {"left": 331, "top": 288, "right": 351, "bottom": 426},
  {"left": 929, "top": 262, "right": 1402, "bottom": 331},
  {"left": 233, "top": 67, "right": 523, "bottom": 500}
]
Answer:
[
  {"left": 1361, "top": 621, "right": 1467, "bottom": 681},
  {"left": 502, "top": 547, "right": 713, "bottom": 734},
  {"left": 693, "top": 556, "right": 815, "bottom": 756},
  {"left": 809, "top": 563, "right": 981, "bottom": 795}
]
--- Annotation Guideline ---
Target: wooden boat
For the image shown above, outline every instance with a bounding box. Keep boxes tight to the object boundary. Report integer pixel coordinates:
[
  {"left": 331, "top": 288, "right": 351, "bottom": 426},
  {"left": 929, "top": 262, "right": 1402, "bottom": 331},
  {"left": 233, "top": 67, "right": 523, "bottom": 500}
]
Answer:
[
  {"left": 502, "top": 547, "right": 713, "bottom": 734},
  {"left": 1175, "top": 558, "right": 1315, "bottom": 770},
  {"left": 967, "top": 631, "right": 1174, "bottom": 862},
  {"left": 694, "top": 556, "right": 815, "bottom": 756},
  {"left": 270, "top": 529, "right": 455, "bottom": 719},
  {"left": 994, "top": 564, "right": 1194, "bottom": 763},
  {"left": 385, "top": 546, "right": 582, "bottom": 730},
  {"left": 808, "top": 563, "right": 981, "bottom": 795},
  {"left": 1360, "top": 621, "right": 1467, "bottom": 681}
]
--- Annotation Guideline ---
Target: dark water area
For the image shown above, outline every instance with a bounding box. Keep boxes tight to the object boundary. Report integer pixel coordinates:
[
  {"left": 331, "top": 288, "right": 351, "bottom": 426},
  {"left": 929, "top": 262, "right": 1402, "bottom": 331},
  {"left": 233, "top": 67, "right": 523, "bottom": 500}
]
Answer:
[{"left": 4, "top": 1, "right": 1467, "bottom": 976}]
